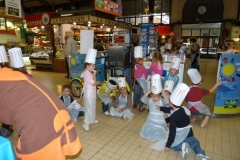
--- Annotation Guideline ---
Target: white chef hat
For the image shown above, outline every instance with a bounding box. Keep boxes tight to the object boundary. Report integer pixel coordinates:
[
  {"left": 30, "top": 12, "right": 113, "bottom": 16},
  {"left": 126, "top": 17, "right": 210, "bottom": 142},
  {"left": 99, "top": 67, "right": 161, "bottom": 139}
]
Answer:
[
  {"left": 134, "top": 46, "right": 143, "bottom": 58},
  {"left": 8, "top": 47, "right": 24, "bottom": 68},
  {"left": 151, "top": 74, "right": 162, "bottom": 94},
  {"left": 118, "top": 77, "right": 126, "bottom": 88},
  {"left": 107, "top": 77, "right": 119, "bottom": 90},
  {"left": 170, "top": 83, "right": 190, "bottom": 106},
  {"left": 170, "top": 57, "right": 181, "bottom": 70},
  {"left": 164, "top": 80, "right": 174, "bottom": 93},
  {"left": 165, "top": 43, "right": 171, "bottom": 50},
  {"left": 0, "top": 46, "right": 8, "bottom": 63},
  {"left": 187, "top": 68, "right": 202, "bottom": 84},
  {"left": 85, "top": 48, "right": 97, "bottom": 64}
]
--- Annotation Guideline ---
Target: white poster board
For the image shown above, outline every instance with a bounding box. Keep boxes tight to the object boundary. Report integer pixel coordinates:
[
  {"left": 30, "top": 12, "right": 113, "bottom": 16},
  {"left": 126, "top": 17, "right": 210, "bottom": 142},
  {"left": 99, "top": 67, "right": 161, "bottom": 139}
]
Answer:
[
  {"left": 5, "top": 0, "right": 21, "bottom": 17},
  {"left": 80, "top": 30, "right": 94, "bottom": 54}
]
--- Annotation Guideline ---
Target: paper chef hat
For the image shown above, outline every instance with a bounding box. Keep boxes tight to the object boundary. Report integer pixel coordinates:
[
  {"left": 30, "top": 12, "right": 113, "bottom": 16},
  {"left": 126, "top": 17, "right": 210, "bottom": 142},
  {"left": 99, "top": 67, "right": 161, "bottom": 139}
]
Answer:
[
  {"left": 107, "top": 77, "right": 119, "bottom": 90},
  {"left": 0, "top": 46, "right": 8, "bottom": 63},
  {"left": 170, "top": 83, "right": 190, "bottom": 106},
  {"left": 187, "top": 68, "right": 202, "bottom": 84},
  {"left": 164, "top": 80, "right": 174, "bottom": 93},
  {"left": 170, "top": 57, "right": 181, "bottom": 70},
  {"left": 134, "top": 46, "right": 143, "bottom": 58},
  {"left": 85, "top": 48, "right": 97, "bottom": 64},
  {"left": 8, "top": 47, "right": 24, "bottom": 68},
  {"left": 118, "top": 77, "right": 126, "bottom": 88},
  {"left": 151, "top": 74, "right": 162, "bottom": 94}
]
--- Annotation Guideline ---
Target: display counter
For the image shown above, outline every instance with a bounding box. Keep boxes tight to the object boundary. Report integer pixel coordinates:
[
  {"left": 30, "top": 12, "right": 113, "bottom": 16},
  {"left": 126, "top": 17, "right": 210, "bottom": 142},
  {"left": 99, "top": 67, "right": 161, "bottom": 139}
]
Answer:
[
  {"left": 143, "top": 58, "right": 191, "bottom": 84},
  {"left": 29, "top": 56, "right": 53, "bottom": 70},
  {"left": 214, "top": 54, "right": 240, "bottom": 114}
]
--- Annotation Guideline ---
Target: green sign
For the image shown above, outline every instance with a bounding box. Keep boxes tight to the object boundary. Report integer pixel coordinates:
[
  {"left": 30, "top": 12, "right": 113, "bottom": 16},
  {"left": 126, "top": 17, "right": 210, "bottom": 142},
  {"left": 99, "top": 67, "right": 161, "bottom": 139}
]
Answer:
[
  {"left": 95, "top": 0, "right": 104, "bottom": 8},
  {"left": 224, "top": 100, "right": 238, "bottom": 108}
]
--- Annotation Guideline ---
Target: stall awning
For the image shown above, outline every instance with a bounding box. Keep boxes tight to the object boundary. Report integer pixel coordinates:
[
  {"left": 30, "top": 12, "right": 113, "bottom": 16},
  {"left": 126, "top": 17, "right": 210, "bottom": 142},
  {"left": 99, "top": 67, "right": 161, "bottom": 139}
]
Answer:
[{"left": 51, "top": 15, "right": 131, "bottom": 29}]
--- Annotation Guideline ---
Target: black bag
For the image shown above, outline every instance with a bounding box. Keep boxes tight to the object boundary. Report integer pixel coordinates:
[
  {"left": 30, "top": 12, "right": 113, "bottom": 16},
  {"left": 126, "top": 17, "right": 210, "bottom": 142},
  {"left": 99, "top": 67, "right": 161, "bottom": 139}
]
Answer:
[
  {"left": 191, "top": 53, "right": 200, "bottom": 71},
  {"left": 0, "top": 124, "right": 14, "bottom": 137}
]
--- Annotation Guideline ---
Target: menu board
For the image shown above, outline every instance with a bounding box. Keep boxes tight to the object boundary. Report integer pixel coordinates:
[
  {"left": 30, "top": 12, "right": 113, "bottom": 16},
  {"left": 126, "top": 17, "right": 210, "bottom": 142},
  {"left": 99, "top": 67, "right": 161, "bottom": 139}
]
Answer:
[{"left": 95, "top": 0, "right": 122, "bottom": 17}]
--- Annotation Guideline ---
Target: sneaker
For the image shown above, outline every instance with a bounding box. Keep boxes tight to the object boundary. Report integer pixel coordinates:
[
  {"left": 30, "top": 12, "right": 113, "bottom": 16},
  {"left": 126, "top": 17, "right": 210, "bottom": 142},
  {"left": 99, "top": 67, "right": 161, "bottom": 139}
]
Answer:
[
  {"left": 122, "top": 115, "right": 127, "bottom": 120},
  {"left": 200, "top": 116, "right": 209, "bottom": 128},
  {"left": 94, "top": 120, "right": 98, "bottom": 124},
  {"left": 181, "top": 143, "right": 190, "bottom": 159},
  {"left": 104, "top": 111, "right": 109, "bottom": 116},
  {"left": 139, "top": 107, "right": 146, "bottom": 112},
  {"left": 196, "top": 154, "right": 212, "bottom": 160},
  {"left": 82, "top": 123, "right": 89, "bottom": 132}
]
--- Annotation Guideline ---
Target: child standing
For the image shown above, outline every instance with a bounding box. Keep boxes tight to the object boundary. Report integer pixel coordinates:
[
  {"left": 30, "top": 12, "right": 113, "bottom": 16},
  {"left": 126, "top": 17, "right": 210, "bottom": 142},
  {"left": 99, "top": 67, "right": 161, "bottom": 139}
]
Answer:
[
  {"left": 133, "top": 46, "right": 148, "bottom": 112},
  {"left": 82, "top": 49, "right": 100, "bottom": 132},
  {"left": 140, "top": 74, "right": 168, "bottom": 141},
  {"left": 163, "top": 83, "right": 212, "bottom": 160},
  {"left": 59, "top": 85, "right": 84, "bottom": 122},
  {"left": 148, "top": 51, "right": 164, "bottom": 76},
  {"left": 162, "top": 57, "right": 181, "bottom": 89},
  {"left": 109, "top": 77, "right": 134, "bottom": 120},
  {"left": 97, "top": 77, "right": 119, "bottom": 115},
  {"left": 186, "top": 68, "right": 222, "bottom": 127}
]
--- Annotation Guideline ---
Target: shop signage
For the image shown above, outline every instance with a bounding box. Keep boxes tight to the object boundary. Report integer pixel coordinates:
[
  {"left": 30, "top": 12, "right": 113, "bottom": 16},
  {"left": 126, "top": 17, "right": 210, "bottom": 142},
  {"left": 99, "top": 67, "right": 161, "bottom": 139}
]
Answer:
[
  {"left": 5, "top": 0, "right": 21, "bottom": 17},
  {"left": 89, "top": 16, "right": 129, "bottom": 28},
  {"left": 51, "top": 15, "right": 89, "bottom": 24},
  {"left": 0, "top": 7, "right": 6, "bottom": 16},
  {"left": 94, "top": 0, "right": 122, "bottom": 17},
  {"left": 26, "top": 12, "right": 51, "bottom": 27},
  {"left": 231, "top": 27, "right": 240, "bottom": 38}
]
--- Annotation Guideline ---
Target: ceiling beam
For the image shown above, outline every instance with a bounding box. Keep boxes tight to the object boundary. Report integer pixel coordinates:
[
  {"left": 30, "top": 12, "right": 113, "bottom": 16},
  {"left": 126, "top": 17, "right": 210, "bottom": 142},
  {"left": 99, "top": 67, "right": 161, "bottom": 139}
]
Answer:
[{"left": 38, "top": 0, "right": 50, "bottom": 6}]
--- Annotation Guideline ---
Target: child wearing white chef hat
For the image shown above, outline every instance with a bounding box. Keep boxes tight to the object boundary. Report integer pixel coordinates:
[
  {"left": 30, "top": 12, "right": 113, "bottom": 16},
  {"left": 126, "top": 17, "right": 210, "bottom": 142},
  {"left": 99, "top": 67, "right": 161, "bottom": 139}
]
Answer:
[
  {"left": 140, "top": 74, "right": 168, "bottom": 142},
  {"left": 164, "top": 83, "right": 212, "bottom": 160},
  {"left": 82, "top": 48, "right": 100, "bottom": 132},
  {"left": 162, "top": 57, "right": 181, "bottom": 89},
  {"left": 133, "top": 46, "right": 148, "bottom": 112},
  {"left": 0, "top": 46, "right": 9, "bottom": 68},
  {"left": 109, "top": 77, "right": 134, "bottom": 120},
  {"left": 8, "top": 47, "right": 33, "bottom": 78},
  {"left": 185, "top": 68, "right": 222, "bottom": 127}
]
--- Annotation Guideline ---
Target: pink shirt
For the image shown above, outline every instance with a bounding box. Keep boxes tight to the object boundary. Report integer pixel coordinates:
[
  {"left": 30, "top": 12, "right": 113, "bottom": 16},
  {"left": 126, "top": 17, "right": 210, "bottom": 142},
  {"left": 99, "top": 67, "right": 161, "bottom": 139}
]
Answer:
[
  {"left": 24, "top": 73, "right": 33, "bottom": 78},
  {"left": 134, "top": 64, "right": 147, "bottom": 80},
  {"left": 149, "top": 62, "right": 163, "bottom": 76},
  {"left": 82, "top": 70, "right": 96, "bottom": 98}
]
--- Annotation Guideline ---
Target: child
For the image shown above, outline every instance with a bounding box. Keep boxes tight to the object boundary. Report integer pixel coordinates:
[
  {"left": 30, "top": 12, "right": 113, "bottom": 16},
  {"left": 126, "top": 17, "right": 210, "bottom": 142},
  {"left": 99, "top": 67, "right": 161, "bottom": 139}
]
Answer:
[
  {"left": 186, "top": 68, "right": 222, "bottom": 127},
  {"left": 162, "top": 57, "right": 181, "bottom": 89},
  {"left": 161, "top": 80, "right": 174, "bottom": 107},
  {"left": 82, "top": 49, "right": 100, "bottom": 132},
  {"left": 109, "top": 77, "right": 134, "bottom": 120},
  {"left": 164, "top": 83, "right": 212, "bottom": 160},
  {"left": 97, "top": 77, "right": 119, "bottom": 115},
  {"left": 59, "top": 85, "right": 84, "bottom": 122},
  {"left": 133, "top": 46, "right": 148, "bottom": 112},
  {"left": 148, "top": 51, "right": 164, "bottom": 76},
  {"left": 140, "top": 74, "right": 168, "bottom": 141}
]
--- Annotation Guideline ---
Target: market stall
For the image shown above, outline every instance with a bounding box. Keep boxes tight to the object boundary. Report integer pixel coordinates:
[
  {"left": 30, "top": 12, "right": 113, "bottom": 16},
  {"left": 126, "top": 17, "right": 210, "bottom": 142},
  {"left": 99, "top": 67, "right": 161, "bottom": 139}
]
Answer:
[
  {"left": 25, "top": 12, "right": 59, "bottom": 70},
  {"left": 51, "top": 15, "right": 131, "bottom": 73},
  {"left": 214, "top": 54, "right": 240, "bottom": 114}
]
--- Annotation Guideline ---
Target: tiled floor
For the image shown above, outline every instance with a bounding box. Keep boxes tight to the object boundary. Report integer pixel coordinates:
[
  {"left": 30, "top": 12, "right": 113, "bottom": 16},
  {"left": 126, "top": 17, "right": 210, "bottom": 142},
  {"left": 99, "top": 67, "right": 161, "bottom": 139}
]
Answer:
[{"left": 7, "top": 59, "right": 240, "bottom": 160}]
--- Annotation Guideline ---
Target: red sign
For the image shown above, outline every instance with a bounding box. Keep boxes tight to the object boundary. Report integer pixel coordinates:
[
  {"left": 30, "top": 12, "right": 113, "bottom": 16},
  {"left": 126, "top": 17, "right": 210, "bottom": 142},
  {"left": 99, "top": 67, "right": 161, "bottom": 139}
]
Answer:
[
  {"left": 154, "top": 26, "right": 171, "bottom": 35},
  {"left": 25, "top": 12, "right": 51, "bottom": 27},
  {"left": 94, "top": 0, "right": 122, "bottom": 17}
]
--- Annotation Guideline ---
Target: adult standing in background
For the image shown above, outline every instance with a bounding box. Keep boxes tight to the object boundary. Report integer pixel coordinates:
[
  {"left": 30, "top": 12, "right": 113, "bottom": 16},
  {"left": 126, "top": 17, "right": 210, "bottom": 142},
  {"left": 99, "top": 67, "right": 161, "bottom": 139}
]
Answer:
[
  {"left": 64, "top": 32, "right": 78, "bottom": 78},
  {"left": 94, "top": 39, "right": 104, "bottom": 51},
  {"left": 189, "top": 38, "right": 200, "bottom": 70}
]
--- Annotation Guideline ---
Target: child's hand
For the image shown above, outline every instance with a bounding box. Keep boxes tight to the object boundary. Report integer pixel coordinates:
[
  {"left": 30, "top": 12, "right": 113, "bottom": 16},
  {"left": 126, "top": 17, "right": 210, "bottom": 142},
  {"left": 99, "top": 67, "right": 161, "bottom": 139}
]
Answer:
[
  {"left": 96, "top": 81, "right": 100, "bottom": 85},
  {"left": 216, "top": 81, "right": 222, "bottom": 86},
  {"left": 164, "top": 147, "right": 170, "bottom": 152},
  {"left": 109, "top": 93, "right": 113, "bottom": 97},
  {"left": 93, "top": 70, "right": 97, "bottom": 75},
  {"left": 147, "top": 88, "right": 152, "bottom": 94},
  {"left": 162, "top": 89, "right": 165, "bottom": 94},
  {"left": 156, "top": 105, "right": 160, "bottom": 110},
  {"left": 118, "top": 109, "right": 122, "bottom": 113}
]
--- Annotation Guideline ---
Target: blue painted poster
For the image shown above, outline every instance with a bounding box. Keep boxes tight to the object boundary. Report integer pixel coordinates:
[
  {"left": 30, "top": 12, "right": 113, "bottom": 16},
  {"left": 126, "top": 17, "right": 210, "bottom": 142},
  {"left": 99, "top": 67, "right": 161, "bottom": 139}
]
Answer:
[{"left": 214, "top": 54, "right": 240, "bottom": 114}]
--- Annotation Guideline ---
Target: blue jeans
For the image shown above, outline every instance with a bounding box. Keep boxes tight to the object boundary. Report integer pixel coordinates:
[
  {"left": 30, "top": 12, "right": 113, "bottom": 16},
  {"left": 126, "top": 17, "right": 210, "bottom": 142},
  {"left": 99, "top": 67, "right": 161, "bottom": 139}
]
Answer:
[
  {"left": 171, "top": 136, "right": 205, "bottom": 155},
  {"left": 102, "top": 102, "right": 109, "bottom": 112}
]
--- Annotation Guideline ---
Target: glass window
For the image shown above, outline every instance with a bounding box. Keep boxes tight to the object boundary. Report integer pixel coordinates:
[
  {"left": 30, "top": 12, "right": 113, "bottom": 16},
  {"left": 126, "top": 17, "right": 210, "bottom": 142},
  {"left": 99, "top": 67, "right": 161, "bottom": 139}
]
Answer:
[
  {"left": 0, "top": 18, "right": 6, "bottom": 31},
  {"left": 142, "top": 16, "right": 148, "bottom": 23},
  {"left": 162, "top": 14, "right": 169, "bottom": 24},
  {"left": 130, "top": 17, "right": 135, "bottom": 25},
  {"left": 136, "top": 17, "right": 142, "bottom": 25},
  {"left": 201, "top": 29, "right": 209, "bottom": 36}
]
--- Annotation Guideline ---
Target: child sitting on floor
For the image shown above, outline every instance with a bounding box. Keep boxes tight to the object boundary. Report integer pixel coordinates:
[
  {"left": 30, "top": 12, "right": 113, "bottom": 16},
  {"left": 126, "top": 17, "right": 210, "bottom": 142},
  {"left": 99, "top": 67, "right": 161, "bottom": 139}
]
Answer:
[
  {"left": 140, "top": 74, "right": 168, "bottom": 141},
  {"left": 163, "top": 83, "right": 212, "bottom": 160},
  {"left": 59, "top": 85, "right": 84, "bottom": 122},
  {"left": 110, "top": 77, "right": 134, "bottom": 120},
  {"left": 186, "top": 68, "right": 222, "bottom": 127}
]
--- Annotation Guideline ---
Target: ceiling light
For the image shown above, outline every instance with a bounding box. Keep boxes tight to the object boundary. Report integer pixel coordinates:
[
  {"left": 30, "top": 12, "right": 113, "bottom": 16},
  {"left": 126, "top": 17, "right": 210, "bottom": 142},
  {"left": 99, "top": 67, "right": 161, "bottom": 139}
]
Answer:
[
  {"left": 73, "top": 22, "right": 76, "bottom": 25},
  {"left": 61, "top": 14, "right": 73, "bottom": 17},
  {"left": 88, "top": 21, "right": 91, "bottom": 24},
  {"left": 100, "top": 26, "right": 103, "bottom": 28},
  {"left": 41, "top": 26, "right": 44, "bottom": 29},
  {"left": 114, "top": 26, "right": 116, "bottom": 28}
]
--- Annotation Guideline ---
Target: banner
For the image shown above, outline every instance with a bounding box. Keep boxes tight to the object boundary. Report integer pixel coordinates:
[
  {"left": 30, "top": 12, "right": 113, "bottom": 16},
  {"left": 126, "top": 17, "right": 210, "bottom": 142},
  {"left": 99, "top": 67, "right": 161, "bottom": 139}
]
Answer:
[
  {"left": 214, "top": 54, "right": 240, "bottom": 114},
  {"left": 94, "top": 0, "right": 122, "bottom": 17},
  {"left": 5, "top": 0, "right": 21, "bottom": 17}
]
